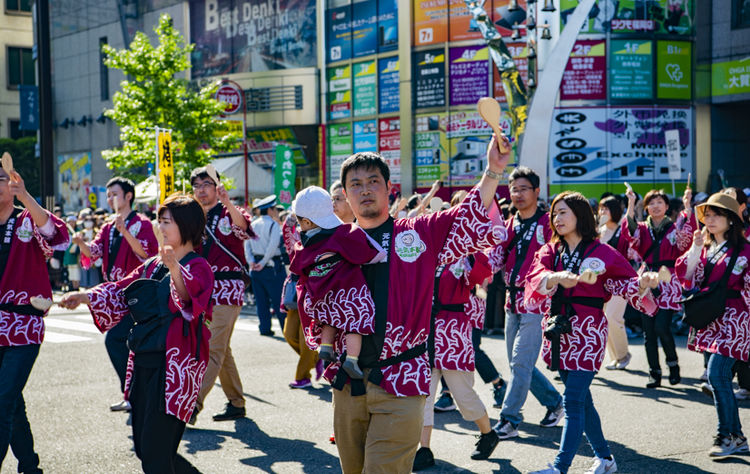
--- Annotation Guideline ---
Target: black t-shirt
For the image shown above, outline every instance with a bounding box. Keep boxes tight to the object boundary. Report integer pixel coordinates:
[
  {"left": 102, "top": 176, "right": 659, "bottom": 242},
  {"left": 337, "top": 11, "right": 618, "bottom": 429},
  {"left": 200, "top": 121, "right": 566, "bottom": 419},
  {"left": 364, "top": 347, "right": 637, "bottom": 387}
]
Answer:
[
  {"left": 0, "top": 208, "right": 22, "bottom": 276},
  {"left": 358, "top": 217, "right": 394, "bottom": 367}
]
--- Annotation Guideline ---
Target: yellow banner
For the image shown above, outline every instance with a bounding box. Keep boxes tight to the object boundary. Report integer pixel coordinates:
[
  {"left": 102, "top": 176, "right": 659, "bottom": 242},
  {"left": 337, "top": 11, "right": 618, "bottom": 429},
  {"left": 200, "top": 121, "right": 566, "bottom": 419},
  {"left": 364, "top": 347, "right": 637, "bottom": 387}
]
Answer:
[{"left": 157, "top": 129, "right": 174, "bottom": 203}]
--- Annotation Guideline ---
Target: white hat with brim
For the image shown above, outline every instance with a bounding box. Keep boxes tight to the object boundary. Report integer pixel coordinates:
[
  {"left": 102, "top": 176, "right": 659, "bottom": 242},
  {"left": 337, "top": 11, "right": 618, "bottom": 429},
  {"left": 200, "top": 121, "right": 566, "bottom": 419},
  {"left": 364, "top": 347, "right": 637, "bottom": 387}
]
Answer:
[
  {"left": 256, "top": 195, "right": 277, "bottom": 210},
  {"left": 292, "top": 186, "right": 343, "bottom": 230}
]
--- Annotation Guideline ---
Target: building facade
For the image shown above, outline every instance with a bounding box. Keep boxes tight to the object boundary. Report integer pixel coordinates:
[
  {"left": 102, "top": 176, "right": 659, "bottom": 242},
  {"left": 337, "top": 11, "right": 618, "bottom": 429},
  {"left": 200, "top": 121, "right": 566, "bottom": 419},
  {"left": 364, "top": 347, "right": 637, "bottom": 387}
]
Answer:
[{"left": 0, "top": 0, "right": 33, "bottom": 139}]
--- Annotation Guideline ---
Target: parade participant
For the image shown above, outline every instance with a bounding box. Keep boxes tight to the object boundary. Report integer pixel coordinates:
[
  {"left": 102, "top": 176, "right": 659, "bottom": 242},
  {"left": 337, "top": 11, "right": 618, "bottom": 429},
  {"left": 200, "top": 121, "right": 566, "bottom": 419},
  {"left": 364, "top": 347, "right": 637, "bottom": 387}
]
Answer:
[
  {"left": 74, "top": 177, "right": 158, "bottom": 411},
  {"left": 676, "top": 192, "right": 750, "bottom": 457},
  {"left": 414, "top": 251, "right": 499, "bottom": 471},
  {"left": 60, "top": 194, "right": 213, "bottom": 473},
  {"left": 598, "top": 192, "right": 635, "bottom": 370},
  {"left": 289, "top": 186, "right": 385, "bottom": 379},
  {"left": 0, "top": 166, "right": 69, "bottom": 473},
  {"left": 330, "top": 180, "right": 355, "bottom": 224},
  {"left": 248, "top": 195, "right": 287, "bottom": 336},
  {"left": 329, "top": 134, "right": 509, "bottom": 473},
  {"left": 487, "top": 166, "right": 563, "bottom": 440},
  {"left": 525, "top": 191, "right": 658, "bottom": 474},
  {"left": 189, "top": 166, "right": 254, "bottom": 425},
  {"left": 627, "top": 188, "right": 694, "bottom": 388}
]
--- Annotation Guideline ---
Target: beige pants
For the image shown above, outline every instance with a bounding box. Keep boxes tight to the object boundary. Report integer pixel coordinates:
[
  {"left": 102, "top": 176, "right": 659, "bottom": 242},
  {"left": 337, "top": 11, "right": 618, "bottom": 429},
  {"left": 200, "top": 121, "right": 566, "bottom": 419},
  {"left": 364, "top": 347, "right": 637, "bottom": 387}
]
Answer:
[
  {"left": 423, "top": 368, "right": 486, "bottom": 427},
  {"left": 283, "top": 309, "right": 319, "bottom": 381},
  {"left": 196, "top": 304, "right": 245, "bottom": 411},
  {"left": 333, "top": 373, "right": 425, "bottom": 474},
  {"left": 604, "top": 296, "right": 629, "bottom": 362}
]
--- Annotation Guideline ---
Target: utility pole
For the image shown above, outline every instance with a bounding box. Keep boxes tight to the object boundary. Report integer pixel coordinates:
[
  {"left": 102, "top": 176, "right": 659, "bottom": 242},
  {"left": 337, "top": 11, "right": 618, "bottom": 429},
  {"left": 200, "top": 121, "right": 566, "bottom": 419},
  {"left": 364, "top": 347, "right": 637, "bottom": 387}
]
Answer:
[{"left": 33, "top": 0, "right": 54, "bottom": 208}]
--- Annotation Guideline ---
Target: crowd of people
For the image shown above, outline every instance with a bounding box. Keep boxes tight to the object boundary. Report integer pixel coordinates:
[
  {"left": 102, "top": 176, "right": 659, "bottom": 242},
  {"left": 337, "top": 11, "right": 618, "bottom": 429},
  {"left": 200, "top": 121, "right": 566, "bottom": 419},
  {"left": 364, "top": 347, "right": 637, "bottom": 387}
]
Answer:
[{"left": 1, "top": 133, "right": 749, "bottom": 474}]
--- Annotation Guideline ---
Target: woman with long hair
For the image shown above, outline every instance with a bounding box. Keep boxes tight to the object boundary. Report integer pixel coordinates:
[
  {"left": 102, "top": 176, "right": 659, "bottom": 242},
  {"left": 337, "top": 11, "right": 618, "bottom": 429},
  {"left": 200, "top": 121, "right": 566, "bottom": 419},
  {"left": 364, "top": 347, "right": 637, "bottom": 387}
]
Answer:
[
  {"left": 526, "top": 192, "right": 658, "bottom": 474},
  {"left": 676, "top": 192, "right": 750, "bottom": 457}
]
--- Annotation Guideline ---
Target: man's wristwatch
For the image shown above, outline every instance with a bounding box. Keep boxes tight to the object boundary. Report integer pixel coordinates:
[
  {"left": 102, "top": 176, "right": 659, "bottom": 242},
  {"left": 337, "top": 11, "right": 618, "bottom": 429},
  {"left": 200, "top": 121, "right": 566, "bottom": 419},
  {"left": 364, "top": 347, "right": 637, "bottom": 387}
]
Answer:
[{"left": 484, "top": 168, "right": 503, "bottom": 180}]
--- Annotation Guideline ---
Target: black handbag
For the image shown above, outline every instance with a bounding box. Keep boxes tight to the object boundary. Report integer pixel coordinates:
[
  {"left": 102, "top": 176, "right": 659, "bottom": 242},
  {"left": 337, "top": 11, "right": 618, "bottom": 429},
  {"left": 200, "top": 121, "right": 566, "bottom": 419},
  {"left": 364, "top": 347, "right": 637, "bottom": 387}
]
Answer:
[
  {"left": 681, "top": 249, "right": 740, "bottom": 330},
  {"left": 282, "top": 274, "right": 299, "bottom": 311}
]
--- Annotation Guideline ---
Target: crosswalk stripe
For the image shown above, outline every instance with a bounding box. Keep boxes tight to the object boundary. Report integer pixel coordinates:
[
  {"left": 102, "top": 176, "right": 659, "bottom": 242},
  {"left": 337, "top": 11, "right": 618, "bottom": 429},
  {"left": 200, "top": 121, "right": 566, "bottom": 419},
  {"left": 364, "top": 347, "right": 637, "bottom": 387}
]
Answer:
[
  {"left": 44, "top": 319, "right": 101, "bottom": 334},
  {"left": 44, "top": 332, "right": 91, "bottom": 343}
]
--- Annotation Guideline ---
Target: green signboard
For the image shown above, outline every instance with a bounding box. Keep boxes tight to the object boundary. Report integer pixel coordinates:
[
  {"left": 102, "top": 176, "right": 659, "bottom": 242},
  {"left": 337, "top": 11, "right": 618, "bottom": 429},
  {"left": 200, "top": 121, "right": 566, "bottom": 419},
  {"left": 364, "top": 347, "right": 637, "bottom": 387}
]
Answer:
[
  {"left": 712, "top": 58, "right": 750, "bottom": 97},
  {"left": 561, "top": 1, "right": 693, "bottom": 35},
  {"left": 353, "top": 61, "right": 377, "bottom": 117},
  {"left": 328, "top": 65, "right": 352, "bottom": 120},
  {"left": 657, "top": 41, "right": 691, "bottom": 100},
  {"left": 328, "top": 123, "right": 352, "bottom": 187},
  {"left": 274, "top": 145, "right": 296, "bottom": 209},
  {"left": 609, "top": 40, "right": 653, "bottom": 100}
]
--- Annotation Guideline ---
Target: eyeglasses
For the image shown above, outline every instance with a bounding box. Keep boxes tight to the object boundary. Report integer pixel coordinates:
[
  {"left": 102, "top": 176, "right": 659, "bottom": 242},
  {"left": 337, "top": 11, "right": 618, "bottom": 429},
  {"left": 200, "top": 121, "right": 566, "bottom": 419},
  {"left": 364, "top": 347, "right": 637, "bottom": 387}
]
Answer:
[
  {"left": 193, "top": 182, "right": 216, "bottom": 190},
  {"left": 510, "top": 186, "right": 533, "bottom": 194},
  {"left": 0, "top": 177, "right": 9, "bottom": 185}
]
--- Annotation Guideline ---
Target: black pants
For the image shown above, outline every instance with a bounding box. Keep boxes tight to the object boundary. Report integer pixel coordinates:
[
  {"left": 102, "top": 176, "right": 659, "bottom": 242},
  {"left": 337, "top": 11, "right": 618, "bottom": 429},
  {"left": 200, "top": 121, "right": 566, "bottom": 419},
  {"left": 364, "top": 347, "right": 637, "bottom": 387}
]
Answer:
[
  {"left": 105, "top": 317, "right": 135, "bottom": 392},
  {"left": 641, "top": 309, "right": 678, "bottom": 372},
  {"left": 473, "top": 328, "right": 500, "bottom": 384},
  {"left": 130, "top": 359, "right": 186, "bottom": 474},
  {"left": 734, "top": 360, "right": 750, "bottom": 390},
  {"left": 484, "top": 271, "right": 505, "bottom": 330}
]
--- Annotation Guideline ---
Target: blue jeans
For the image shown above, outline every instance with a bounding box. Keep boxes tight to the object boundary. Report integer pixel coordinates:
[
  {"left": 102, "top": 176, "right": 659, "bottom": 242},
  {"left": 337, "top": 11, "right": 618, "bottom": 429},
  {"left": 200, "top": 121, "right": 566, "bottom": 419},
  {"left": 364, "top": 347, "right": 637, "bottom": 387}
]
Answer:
[
  {"left": 501, "top": 311, "right": 561, "bottom": 426},
  {"left": 0, "top": 344, "right": 42, "bottom": 473},
  {"left": 708, "top": 353, "right": 742, "bottom": 437},
  {"left": 554, "top": 370, "right": 610, "bottom": 473},
  {"left": 251, "top": 263, "right": 286, "bottom": 334}
]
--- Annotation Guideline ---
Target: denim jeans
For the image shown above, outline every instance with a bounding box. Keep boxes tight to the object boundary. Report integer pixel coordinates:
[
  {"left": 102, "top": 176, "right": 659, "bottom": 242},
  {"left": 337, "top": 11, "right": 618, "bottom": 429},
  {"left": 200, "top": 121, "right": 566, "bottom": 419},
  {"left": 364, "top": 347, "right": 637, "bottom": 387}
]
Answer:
[
  {"left": 501, "top": 311, "right": 561, "bottom": 426},
  {"left": 708, "top": 353, "right": 743, "bottom": 437},
  {"left": 554, "top": 370, "right": 611, "bottom": 474},
  {"left": 0, "top": 344, "right": 42, "bottom": 473},
  {"left": 251, "top": 263, "right": 287, "bottom": 334}
]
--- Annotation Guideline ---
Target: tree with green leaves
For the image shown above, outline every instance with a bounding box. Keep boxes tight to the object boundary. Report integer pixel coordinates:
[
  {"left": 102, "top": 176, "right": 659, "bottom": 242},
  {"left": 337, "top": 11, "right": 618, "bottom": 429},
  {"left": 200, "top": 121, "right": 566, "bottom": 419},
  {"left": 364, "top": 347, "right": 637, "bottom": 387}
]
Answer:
[{"left": 102, "top": 14, "right": 239, "bottom": 183}]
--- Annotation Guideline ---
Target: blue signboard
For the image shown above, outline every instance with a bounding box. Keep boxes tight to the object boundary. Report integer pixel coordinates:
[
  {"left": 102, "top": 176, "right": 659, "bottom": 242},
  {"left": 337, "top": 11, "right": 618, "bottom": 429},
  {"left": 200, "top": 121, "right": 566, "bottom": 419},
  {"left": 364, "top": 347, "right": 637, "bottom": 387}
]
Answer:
[
  {"left": 354, "top": 120, "right": 377, "bottom": 152},
  {"left": 352, "top": 0, "right": 377, "bottom": 58},
  {"left": 328, "top": 4, "right": 352, "bottom": 62},
  {"left": 377, "top": 0, "right": 398, "bottom": 52},
  {"left": 19, "top": 85, "right": 39, "bottom": 131},
  {"left": 378, "top": 56, "right": 400, "bottom": 114}
]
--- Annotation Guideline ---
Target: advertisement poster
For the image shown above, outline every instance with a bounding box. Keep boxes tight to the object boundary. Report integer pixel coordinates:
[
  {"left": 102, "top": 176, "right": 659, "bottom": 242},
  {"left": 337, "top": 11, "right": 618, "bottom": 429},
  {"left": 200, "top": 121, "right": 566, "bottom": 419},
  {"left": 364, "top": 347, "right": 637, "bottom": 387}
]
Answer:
[
  {"left": 493, "top": 43, "right": 528, "bottom": 103},
  {"left": 415, "top": 113, "right": 449, "bottom": 188},
  {"left": 712, "top": 58, "right": 750, "bottom": 97},
  {"left": 609, "top": 39, "right": 653, "bottom": 100},
  {"left": 189, "top": 0, "right": 317, "bottom": 78},
  {"left": 327, "top": 2, "right": 352, "bottom": 62},
  {"left": 57, "top": 153, "right": 92, "bottom": 212},
  {"left": 449, "top": 45, "right": 489, "bottom": 106},
  {"left": 328, "top": 65, "right": 352, "bottom": 120},
  {"left": 274, "top": 144, "right": 296, "bottom": 209},
  {"left": 413, "top": 0, "right": 447, "bottom": 46},
  {"left": 560, "top": 40, "right": 606, "bottom": 101},
  {"left": 246, "top": 128, "right": 306, "bottom": 167},
  {"left": 353, "top": 61, "right": 377, "bottom": 117},
  {"left": 447, "top": 111, "right": 492, "bottom": 187},
  {"left": 448, "top": 0, "right": 491, "bottom": 42},
  {"left": 378, "top": 56, "right": 400, "bottom": 114},
  {"left": 328, "top": 123, "right": 352, "bottom": 187},
  {"left": 657, "top": 40, "right": 692, "bottom": 100},
  {"left": 378, "top": 0, "right": 398, "bottom": 52},
  {"left": 378, "top": 117, "right": 401, "bottom": 185},
  {"left": 491, "top": 0, "right": 529, "bottom": 37},
  {"left": 414, "top": 49, "right": 446, "bottom": 109},
  {"left": 548, "top": 106, "right": 693, "bottom": 194},
  {"left": 354, "top": 120, "right": 377, "bottom": 152},
  {"left": 559, "top": 0, "right": 693, "bottom": 35},
  {"left": 157, "top": 129, "right": 174, "bottom": 203},
  {"left": 352, "top": 0, "right": 377, "bottom": 58}
]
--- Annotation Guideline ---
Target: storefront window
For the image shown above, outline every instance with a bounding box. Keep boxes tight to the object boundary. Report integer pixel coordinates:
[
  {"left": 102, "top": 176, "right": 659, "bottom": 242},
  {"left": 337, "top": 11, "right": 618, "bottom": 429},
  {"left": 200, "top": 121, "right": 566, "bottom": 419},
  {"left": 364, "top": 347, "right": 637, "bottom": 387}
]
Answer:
[{"left": 734, "top": 0, "right": 750, "bottom": 28}]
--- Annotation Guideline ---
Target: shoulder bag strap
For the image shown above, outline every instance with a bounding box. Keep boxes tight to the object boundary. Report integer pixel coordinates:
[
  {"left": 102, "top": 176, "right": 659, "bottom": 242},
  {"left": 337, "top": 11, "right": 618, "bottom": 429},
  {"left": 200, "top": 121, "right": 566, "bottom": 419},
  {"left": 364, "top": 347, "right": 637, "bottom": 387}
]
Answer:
[{"left": 0, "top": 207, "right": 23, "bottom": 282}]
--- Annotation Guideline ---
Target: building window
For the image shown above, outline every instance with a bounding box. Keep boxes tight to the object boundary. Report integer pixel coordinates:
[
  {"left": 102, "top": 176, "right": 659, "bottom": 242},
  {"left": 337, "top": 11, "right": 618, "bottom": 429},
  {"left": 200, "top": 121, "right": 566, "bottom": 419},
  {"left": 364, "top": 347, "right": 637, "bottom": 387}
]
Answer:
[
  {"left": 8, "top": 119, "right": 35, "bottom": 139},
  {"left": 7, "top": 47, "right": 34, "bottom": 89},
  {"left": 100, "top": 37, "right": 109, "bottom": 101},
  {"left": 734, "top": 0, "right": 750, "bottom": 28},
  {"left": 6, "top": 0, "right": 31, "bottom": 13}
]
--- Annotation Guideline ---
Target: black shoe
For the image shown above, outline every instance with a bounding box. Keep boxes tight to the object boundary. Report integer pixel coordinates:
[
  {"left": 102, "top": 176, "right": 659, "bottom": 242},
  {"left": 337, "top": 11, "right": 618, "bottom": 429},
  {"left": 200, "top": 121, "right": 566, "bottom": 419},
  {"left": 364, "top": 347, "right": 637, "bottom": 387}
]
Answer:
[
  {"left": 646, "top": 370, "right": 662, "bottom": 388},
  {"left": 471, "top": 430, "right": 500, "bottom": 460},
  {"left": 260, "top": 330, "right": 275, "bottom": 337},
  {"left": 413, "top": 447, "right": 435, "bottom": 471},
  {"left": 188, "top": 409, "right": 198, "bottom": 426},
  {"left": 212, "top": 402, "right": 246, "bottom": 421},
  {"left": 668, "top": 364, "right": 681, "bottom": 385}
]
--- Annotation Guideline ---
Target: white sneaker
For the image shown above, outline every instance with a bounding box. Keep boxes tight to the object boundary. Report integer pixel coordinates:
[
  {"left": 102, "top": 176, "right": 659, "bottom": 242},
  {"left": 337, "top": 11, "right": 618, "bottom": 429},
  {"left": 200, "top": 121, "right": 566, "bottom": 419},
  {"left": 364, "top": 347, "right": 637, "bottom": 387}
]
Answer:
[
  {"left": 110, "top": 400, "right": 131, "bottom": 412},
  {"left": 540, "top": 403, "right": 564, "bottom": 427},
  {"left": 700, "top": 369, "right": 708, "bottom": 382},
  {"left": 493, "top": 419, "right": 519, "bottom": 439},
  {"left": 604, "top": 360, "right": 618, "bottom": 370},
  {"left": 585, "top": 456, "right": 617, "bottom": 474},
  {"left": 709, "top": 434, "right": 736, "bottom": 457},
  {"left": 615, "top": 353, "right": 631, "bottom": 370},
  {"left": 529, "top": 463, "right": 561, "bottom": 474},
  {"left": 700, "top": 382, "right": 714, "bottom": 398},
  {"left": 735, "top": 388, "right": 750, "bottom": 400}
]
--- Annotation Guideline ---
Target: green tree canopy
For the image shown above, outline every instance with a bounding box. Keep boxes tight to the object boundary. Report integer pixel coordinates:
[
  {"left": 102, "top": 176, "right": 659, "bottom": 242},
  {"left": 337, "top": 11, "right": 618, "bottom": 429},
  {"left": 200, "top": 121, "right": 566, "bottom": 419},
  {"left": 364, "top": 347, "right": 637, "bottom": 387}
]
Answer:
[{"left": 102, "top": 14, "right": 239, "bottom": 183}]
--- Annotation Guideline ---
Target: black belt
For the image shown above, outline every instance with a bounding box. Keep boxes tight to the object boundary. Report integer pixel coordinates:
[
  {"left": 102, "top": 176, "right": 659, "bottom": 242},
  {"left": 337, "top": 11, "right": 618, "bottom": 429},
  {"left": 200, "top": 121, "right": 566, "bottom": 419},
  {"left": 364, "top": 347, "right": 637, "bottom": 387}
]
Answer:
[
  {"left": 648, "top": 260, "right": 675, "bottom": 270},
  {"left": 252, "top": 255, "right": 281, "bottom": 266},
  {"left": 331, "top": 343, "right": 428, "bottom": 396},
  {"left": 0, "top": 303, "right": 44, "bottom": 317},
  {"left": 727, "top": 290, "right": 742, "bottom": 299},
  {"left": 214, "top": 271, "right": 244, "bottom": 281},
  {"left": 431, "top": 302, "right": 465, "bottom": 314}
]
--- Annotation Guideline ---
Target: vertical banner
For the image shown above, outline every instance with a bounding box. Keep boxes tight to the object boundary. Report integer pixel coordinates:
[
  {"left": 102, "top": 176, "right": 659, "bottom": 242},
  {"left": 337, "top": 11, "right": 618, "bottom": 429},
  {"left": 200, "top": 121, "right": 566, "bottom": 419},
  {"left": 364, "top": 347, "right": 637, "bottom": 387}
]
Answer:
[
  {"left": 378, "top": 117, "right": 401, "bottom": 185},
  {"left": 328, "top": 1, "right": 352, "bottom": 62},
  {"left": 414, "top": 49, "right": 446, "bottom": 109},
  {"left": 328, "top": 65, "right": 352, "bottom": 120},
  {"left": 353, "top": 61, "right": 377, "bottom": 116},
  {"left": 19, "top": 85, "right": 39, "bottom": 131},
  {"left": 609, "top": 40, "right": 653, "bottom": 100},
  {"left": 275, "top": 144, "right": 296, "bottom": 209},
  {"left": 378, "top": 56, "right": 400, "bottom": 114},
  {"left": 415, "top": 113, "right": 448, "bottom": 188},
  {"left": 354, "top": 120, "right": 378, "bottom": 152},
  {"left": 449, "top": 45, "right": 490, "bottom": 106},
  {"left": 413, "top": 0, "right": 447, "bottom": 46},
  {"left": 657, "top": 40, "right": 692, "bottom": 100},
  {"left": 352, "top": 0, "right": 378, "bottom": 57},
  {"left": 377, "top": 0, "right": 398, "bottom": 52},
  {"left": 560, "top": 39, "right": 606, "bottom": 101},
  {"left": 157, "top": 129, "right": 174, "bottom": 204},
  {"left": 493, "top": 43, "right": 528, "bottom": 104},
  {"left": 664, "top": 129, "right": 682, "bottom": 181}
]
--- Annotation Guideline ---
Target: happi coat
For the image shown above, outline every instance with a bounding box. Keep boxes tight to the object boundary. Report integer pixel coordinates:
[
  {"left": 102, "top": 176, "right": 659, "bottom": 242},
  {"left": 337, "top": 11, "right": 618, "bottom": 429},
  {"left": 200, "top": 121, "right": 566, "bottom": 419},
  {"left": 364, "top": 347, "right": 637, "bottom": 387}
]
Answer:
[
  {"left": 84, "top": 211, "right": 158, "bottom": 282},
  {"left": 432, "top": 252, "right": 493, "bottom": 372},
  {"left": 676, "top": 242, "right": 750, "bottom": 362},
  {"left": 0, "top": 209, "right": 69, "bottom": 346},
  {"left": 86, "top": 256, "right": 214, "bottom": 423},
  {"left": 197, "top": 203, "right": 255, "bottom": 307},
  {"left": 525, "top": 241, "right": 657, "bottom": 372}
]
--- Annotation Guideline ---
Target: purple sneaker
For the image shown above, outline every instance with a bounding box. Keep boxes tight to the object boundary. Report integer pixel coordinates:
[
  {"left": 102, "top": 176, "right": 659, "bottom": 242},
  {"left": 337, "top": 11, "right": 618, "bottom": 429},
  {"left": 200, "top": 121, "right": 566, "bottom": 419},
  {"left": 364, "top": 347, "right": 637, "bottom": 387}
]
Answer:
[
  {"left": 289, "top": 378, "right": 312, "bottom": 389},
  {"left": 314, "top": 359, "right": 325, "bottom": 381}
]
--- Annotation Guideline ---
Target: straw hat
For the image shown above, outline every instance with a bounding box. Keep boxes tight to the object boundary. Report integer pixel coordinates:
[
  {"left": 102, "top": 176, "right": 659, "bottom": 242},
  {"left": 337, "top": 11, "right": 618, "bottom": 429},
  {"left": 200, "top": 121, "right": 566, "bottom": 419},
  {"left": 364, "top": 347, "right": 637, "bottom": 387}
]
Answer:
[{"left": 695, "top": 192, "right": 742, "bottom": 223}]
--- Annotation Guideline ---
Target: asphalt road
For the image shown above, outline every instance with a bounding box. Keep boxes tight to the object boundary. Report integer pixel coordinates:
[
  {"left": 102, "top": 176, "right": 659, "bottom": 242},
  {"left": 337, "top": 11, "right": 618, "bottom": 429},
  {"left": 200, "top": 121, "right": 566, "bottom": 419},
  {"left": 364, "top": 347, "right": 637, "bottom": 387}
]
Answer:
[{"left": 2, "top": 304, "right": 749, "bottom": 473}]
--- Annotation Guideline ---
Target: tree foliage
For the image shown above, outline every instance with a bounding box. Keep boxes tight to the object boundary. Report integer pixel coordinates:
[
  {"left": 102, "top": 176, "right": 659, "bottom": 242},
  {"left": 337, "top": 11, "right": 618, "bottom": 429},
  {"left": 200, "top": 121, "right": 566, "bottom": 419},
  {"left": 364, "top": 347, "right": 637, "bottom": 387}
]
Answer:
[
  {"left": 0, "top": 137, "right": 39, "bottom": 197},
  {"left": 102, "top": 14, "right": 239, "bottom": 182}
]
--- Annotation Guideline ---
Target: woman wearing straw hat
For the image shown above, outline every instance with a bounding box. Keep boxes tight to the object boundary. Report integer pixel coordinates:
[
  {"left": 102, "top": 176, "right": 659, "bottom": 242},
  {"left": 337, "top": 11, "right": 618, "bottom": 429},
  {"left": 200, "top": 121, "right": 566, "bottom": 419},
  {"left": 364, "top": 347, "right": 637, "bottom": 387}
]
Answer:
[{"left": 676, "top": 192, "right": 750, "bottom": 458}]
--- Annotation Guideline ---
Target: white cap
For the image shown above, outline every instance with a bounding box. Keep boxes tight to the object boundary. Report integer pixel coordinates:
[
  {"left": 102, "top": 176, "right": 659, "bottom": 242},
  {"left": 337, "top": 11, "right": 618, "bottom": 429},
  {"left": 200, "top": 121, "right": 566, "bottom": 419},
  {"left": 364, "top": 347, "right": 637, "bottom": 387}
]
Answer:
[{"left": 292, "top": 186, "right": 343, "bottom": 229}]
